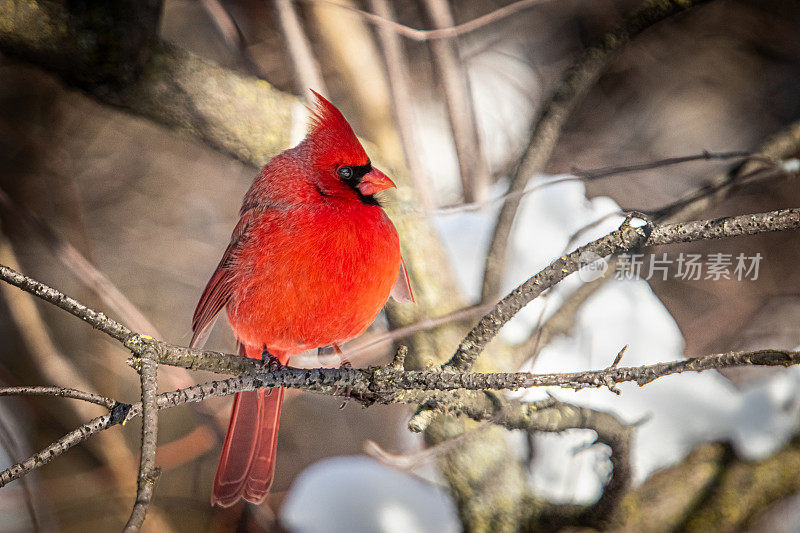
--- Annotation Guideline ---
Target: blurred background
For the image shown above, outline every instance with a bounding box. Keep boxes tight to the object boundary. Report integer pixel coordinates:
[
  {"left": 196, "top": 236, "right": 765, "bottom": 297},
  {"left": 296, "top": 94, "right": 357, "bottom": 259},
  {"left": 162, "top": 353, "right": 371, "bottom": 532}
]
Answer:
[{"left": 1, "top": 0, "right": 800, "bottom": 531}]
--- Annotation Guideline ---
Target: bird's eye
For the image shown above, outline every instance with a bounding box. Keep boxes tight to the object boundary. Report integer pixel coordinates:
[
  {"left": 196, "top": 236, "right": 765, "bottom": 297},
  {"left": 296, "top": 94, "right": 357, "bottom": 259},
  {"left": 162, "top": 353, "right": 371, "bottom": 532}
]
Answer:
[{"left": 337, "top": 166, "right": 354, "bottom": 180}]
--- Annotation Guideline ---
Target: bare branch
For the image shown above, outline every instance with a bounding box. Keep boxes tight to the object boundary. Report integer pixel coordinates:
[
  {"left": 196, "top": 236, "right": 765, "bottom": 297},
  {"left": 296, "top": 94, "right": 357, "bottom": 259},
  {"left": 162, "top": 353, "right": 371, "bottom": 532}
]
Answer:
[
  {"left": 0, "top": 386, "right": 116, "bottom": 410},
  {"left": 0, "top": 410, "right": 122, "bottom": 488},
  {"left": 658, "top": 122, "right": 800, "bottom": 223},
  {"left": 0, "top": 0, "right": 296, "bottom": 168},
  {"left": 450, "top": 207, "right": 800, "bottom": 372},
  {"left": 368, "top": 0, "right": 433, "bottom": 206},
  {"left": 344, "top": 301, "right": 494, "bottom": 358},
  {"left": 432, "top": 150, "right": 762, "bottom": 216},
  {"left": 571, "top": 150, "right": 757, "bottom": 180},
  {"left": 123, "top": 349, "right": 160, "bottom": 532},
  {"left": 3, "top": 342, "right": 800, "bottom": 489},
  {"left": 301, "top": 0, "right": 550, "bottom": 42},
  {"left": 199, "top": 0, "right": 245, "bottom": 50},
  {"left": 481, "top": 0, "right": 710, "bottom": 301},
  {"left": 0, "top": 263, "right": 132, "bottom": 342},
  {"left": 274, "top": 0, "right": 328, "bottom": 95},
  {"left": 457, "top": 394, "right": 631, "bottom": 524},
  {"left": 145, "top": 344, "right": 800, "bottom": 402},
  {"left": 422, "top": 0, "right": 490, "bottom": 202}
]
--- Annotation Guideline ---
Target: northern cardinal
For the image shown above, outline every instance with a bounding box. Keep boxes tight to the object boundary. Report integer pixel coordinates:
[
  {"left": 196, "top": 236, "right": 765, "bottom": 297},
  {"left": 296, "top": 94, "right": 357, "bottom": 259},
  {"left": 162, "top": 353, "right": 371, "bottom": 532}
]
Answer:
[{"left": 190, "top": 91, "right": 413, "bottom": 507}]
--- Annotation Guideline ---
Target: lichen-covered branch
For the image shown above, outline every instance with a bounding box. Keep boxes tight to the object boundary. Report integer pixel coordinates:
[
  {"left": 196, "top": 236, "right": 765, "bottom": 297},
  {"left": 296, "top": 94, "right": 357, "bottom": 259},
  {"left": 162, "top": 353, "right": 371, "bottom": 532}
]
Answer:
[
  {"left": 5, "top": 337, "right": 800, "bottom": 493},
  {"left": 612, "top": 438, "right": 800, "bottom": 532}
]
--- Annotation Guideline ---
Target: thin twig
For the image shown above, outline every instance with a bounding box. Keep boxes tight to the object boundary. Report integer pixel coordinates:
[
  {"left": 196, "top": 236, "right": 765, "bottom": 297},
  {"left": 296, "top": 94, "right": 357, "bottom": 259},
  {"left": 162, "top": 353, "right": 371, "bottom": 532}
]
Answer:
[
  {"left": 0, "top": 386, "right": 116, "bottom": 410},
  {"left": 368, "top": 0, "right": 433, "bottom": 206},
  {"left": 449, "top": 207, "right": 800, "bottom": 371},
  {"left": 0, "top": 187, "right": 162, "bottom": 338},
  {"left": 199, "top": 0, "right": 244, "bottom": 50},
  {"left": 0, "top": 411, "right": 120, "bottom": 488},
  {"left": 571, "top": 150, "right": 757, "bottom": 180},
  {"left": 481, "top": 0, "right": 710, "bottom": 301},
  {"left": 123, "top": 349, "right": 160, "bottom": 532},
  {"left": 429, "top": 150, "right": 760, "bottom": 217},
  {"left": 301, "top": 0, "right": 550, "bottom": 41},
  {"left": 274, "top": 0, "right": 328, "bottom": 95},
  {"left": 344, "top": 302, "right": 494, "bottom": 357},
  {"left": 0, "top": 417, "right": 42, "bottom": 531},
  {"left": 422, "top": 0, "right": 490, "bottom": 202}
]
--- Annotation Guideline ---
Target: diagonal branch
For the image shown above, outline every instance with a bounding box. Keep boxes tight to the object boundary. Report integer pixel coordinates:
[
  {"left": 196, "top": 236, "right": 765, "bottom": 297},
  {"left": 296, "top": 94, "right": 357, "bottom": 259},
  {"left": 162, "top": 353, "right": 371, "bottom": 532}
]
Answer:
[
  {"left": 274, "top": 0, "right": 328, "bottom": 95},
  {"left": 481, "top": 0, "right": 710, "bottom": 301},
  {"left": 0, "top": 263, "right": 132, "bottom": 342},
  {"left": 0, "top": 187, "right": 162, "bottom": 338},
  {"left": 448, "top": 207, "right": 800, "bottom": 372}
]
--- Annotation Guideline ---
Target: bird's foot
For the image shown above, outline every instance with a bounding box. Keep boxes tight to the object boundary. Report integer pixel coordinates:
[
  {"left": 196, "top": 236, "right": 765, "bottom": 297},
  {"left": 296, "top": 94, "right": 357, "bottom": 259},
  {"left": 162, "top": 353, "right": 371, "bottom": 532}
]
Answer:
[
  {"left": 332, "top": 343, "right": 352, "bottom": 369},
  {"left": 261, "top": 347, "right": 283, "bottom": 372}
]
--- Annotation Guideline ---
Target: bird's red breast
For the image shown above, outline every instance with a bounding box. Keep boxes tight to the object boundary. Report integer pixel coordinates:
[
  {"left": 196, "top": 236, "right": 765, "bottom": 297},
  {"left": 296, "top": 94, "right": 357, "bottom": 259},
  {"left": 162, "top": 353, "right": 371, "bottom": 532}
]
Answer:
[{"left": 225, "top": 180, "right": 402, "bottom": 353}]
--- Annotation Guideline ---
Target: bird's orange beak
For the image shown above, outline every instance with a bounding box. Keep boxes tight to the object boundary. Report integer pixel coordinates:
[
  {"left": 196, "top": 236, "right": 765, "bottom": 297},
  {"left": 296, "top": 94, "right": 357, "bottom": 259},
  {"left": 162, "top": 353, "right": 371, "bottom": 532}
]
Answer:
[{"left": 358, "top": 168, "right": 396, "bottom": 196}]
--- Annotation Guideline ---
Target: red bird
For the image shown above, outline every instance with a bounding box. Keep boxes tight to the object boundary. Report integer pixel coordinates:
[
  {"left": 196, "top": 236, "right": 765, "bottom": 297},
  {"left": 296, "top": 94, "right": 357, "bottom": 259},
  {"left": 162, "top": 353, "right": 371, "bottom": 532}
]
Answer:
[{"left": 190, "top": 92, "right": 413, "bottom": 507}]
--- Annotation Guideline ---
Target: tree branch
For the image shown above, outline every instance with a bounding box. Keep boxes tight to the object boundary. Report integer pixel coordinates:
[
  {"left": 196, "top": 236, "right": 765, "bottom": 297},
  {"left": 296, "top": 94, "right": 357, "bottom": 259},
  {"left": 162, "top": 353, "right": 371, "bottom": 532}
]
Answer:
[
  {"left": 2, "top": 342, "right": 799, "bottom": 500},
  {"left": 422, "top": 0, "right": 490, "bottom": 202},
  {"left": 0, "top": 0, "right": 296, "bottom": 168},
  {"left": 274, "top": 0, "right": 328, "bottom": 95},
  {"left": 0, "top": 263, "right": 132, "bottom": 342},
  {"left": 123, "top": 348, "right": 160, "bottom": 532},
  {"left": 0, "top": 386, "right": 116, "bottom": 410},
  {"left": 302, "top": 0, "right": 549, "bottom": 42},
  {"left": 481, "top": 0, "right": 709, "bottom": 301},
  {"left": 450, "top": 207, "right": 800, "bottom": 372}
]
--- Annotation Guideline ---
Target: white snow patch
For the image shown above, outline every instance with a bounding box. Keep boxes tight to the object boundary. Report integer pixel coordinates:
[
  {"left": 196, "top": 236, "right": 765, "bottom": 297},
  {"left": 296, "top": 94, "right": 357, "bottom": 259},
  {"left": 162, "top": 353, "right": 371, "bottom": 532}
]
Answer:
[{"left": 280, "top": 457, "right": 460, "bottom": 533}]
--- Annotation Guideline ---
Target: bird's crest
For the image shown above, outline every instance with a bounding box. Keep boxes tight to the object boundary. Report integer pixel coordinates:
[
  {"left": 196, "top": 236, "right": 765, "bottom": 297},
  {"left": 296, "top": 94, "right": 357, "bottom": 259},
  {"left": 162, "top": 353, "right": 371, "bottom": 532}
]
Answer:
[{"left": 306, "top": 90, "right": 368, "bottom": 167}]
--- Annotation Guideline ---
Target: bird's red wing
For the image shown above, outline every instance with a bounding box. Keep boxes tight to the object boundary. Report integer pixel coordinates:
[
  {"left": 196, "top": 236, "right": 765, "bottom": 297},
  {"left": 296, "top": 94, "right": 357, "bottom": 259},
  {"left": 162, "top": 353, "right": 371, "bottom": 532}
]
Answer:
[
  {"left": 190, "top": 212, "right": 255, "bottom": 348},
  {"left": 390, "top": 256, "right": 414, "bottom": 303}
]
